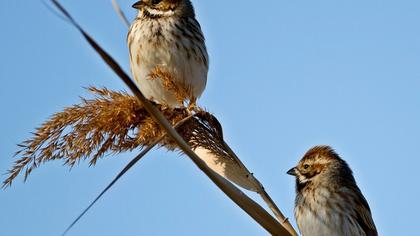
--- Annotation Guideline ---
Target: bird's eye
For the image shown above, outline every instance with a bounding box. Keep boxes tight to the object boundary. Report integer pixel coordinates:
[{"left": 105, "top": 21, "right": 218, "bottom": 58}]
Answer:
[
  {"left": 151, "top": 0, "right": 162, "bottom": 4},
  {"left": 303, "top": 164, "right": 310, "bottom": 169}
]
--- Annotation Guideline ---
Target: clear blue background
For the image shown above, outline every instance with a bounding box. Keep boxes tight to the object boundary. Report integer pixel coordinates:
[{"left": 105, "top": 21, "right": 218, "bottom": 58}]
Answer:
[{"left": 1, "top": 0, "right": 419, "bottom": 235}]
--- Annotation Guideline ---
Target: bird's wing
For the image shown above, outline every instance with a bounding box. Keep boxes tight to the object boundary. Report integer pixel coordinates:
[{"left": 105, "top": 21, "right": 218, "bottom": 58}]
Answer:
[{"left": 353, "top": 187, "right": 378, "bottom": 236}]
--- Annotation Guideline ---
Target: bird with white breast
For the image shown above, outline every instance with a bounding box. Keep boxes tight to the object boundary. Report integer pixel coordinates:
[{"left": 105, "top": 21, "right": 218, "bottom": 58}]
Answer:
[
  {"left": 128, "top": 0, "right": 208, "bottom": 108},
  {"left": 288, "top": 146, "right": 377, "bottom": 236}
]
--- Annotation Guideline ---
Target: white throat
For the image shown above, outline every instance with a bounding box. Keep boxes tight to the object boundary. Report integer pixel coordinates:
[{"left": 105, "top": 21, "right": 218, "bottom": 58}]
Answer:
[{"left": 141, "top": 6, "right": 175, "bottom": 17}]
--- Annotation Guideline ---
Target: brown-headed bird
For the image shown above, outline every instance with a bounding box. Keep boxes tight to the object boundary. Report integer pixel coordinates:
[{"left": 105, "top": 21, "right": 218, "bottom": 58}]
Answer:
[
  {"left": 287, "top": 146, "right": 377, "bottom": 236},
  {"left": 128, "top": 0, "right": 208, "bottom": 108}
]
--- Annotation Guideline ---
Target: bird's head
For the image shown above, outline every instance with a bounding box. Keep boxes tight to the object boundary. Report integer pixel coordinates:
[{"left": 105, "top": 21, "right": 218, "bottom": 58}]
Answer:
[
  {"left": 287, "top": 146, "right": 351, "bottom": 190},
  {"left": 132, "top": 0, "right": 195, "bottom": 18}
]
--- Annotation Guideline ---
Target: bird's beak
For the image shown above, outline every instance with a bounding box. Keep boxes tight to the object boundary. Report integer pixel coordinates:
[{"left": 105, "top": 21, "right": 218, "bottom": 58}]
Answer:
[
  {"left": 287, "top": 167, "right": 297, "bottom": 176},
  {"left": 132, "top": 1, "right": 145, "bottom": 9}
]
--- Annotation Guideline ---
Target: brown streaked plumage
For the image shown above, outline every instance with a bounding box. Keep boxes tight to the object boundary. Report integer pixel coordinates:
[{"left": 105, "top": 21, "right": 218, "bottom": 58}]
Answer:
[
  {"left": 287, "top": 145, "right": 377, "bottom": 236},
  {"left": 128, "top": 0, "right": 208, "bottom": 108}
]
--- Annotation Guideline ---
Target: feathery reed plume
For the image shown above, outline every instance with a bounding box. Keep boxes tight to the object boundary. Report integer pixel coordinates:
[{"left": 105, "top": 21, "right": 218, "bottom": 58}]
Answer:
[
  {"left": 1, "top": 86, "right": 248, "bottom": 189},
  {"left": 2, "top": 87, "right": 189, "bottom": 188},
  {"left": 3, "top": 86, "right": 255, "bottom": 191}
]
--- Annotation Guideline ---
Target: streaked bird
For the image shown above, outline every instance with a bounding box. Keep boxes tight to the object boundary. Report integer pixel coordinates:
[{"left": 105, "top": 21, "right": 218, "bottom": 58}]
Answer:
[
  {"left": 128, "top": 0, "right": 208, "bottom": 107},
  {"left": 287, "top": 146, "right": 377, "bottom": 236}
]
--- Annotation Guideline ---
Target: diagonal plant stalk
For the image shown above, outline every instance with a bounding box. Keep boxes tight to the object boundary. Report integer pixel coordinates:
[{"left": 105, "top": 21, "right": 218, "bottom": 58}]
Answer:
[
  {"left": 221, "top": 142, "right": 297, "bottom": 235},
  {"left": 111, "top": 0, "right": 130, "bottom": 28},
  {"left": 49, "top": 0, "right": 296, "bottom": 235}
]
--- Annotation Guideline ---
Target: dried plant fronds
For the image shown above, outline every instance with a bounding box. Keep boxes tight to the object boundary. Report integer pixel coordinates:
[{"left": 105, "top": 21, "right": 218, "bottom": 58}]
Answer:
[
  {"left": 2, "top": 87, "right": 188, "bottom": 188},
  {"left": 2, "top": 87, "right": 245, "bottom": 188},
  {"left": 2, "top": 85, "right": 246, "bottom": 188}
]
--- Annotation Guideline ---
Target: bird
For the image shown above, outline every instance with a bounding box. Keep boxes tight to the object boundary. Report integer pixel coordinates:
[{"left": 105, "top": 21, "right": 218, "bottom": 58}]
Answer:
[
  {"left": 287, "top": 146, "right": 377, "bottom": 236},
  {"left": 128, "top": 0, "right": 208, "bottom": 108}
]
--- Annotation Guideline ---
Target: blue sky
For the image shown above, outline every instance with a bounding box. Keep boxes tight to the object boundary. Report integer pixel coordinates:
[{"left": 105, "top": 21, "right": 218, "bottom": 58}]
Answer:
[{"left": 1, "top": 0, "right": 419, "bottom": 235}]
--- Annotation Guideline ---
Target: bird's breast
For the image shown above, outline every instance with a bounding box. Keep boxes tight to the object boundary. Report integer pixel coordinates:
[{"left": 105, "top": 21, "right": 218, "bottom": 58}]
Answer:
[
  {"left": 128, "top": 17, "right": 208, "bottom": 107},
  {"left": 295, "top": 187, "right": 367, "bottom": 236}
]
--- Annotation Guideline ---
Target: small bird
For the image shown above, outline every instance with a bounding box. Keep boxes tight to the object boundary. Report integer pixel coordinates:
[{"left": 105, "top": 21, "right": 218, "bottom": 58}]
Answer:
[
  {"left": 128, "top": 0, "right": 208, "bottom": 108},
  {"left": 287, "top": 146, "right": 377, "bottom": 236}
]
